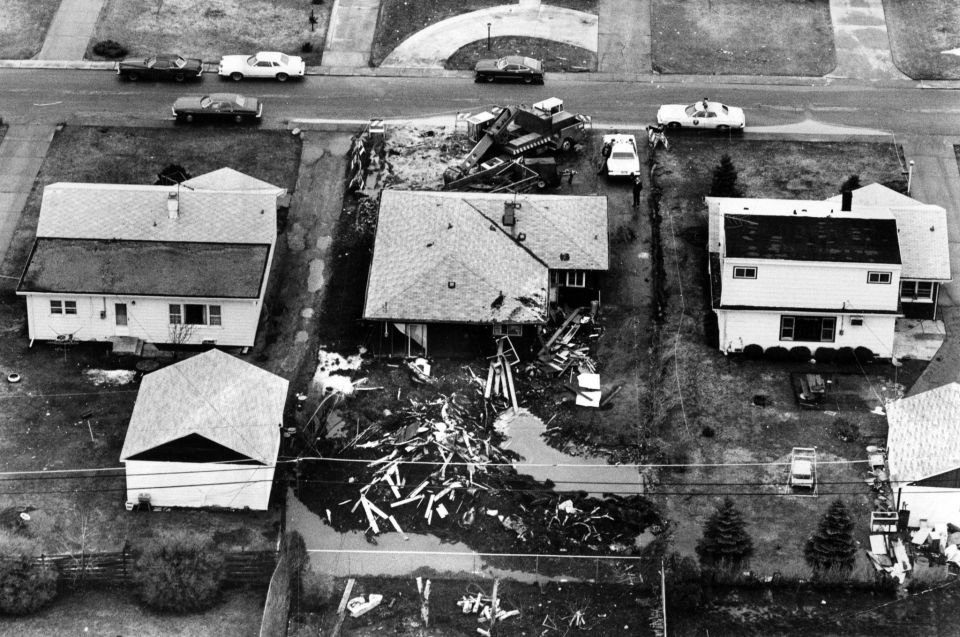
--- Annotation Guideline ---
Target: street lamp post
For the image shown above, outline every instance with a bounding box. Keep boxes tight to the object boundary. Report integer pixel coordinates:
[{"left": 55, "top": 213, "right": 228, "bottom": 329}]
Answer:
[
  {"left": 906, "top": 159, "right": 915, "bottom": 195},
  {"left": 487, "top": 23, "right": 491, "bottom": 51}
]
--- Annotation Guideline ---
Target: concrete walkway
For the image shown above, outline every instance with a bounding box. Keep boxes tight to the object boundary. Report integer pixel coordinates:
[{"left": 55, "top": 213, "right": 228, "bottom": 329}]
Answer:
[
  {"left": 36, "top": 0, "right": 106, "bottom": 61},
  {"left": 597, "top": 0, "right": 650, "bottom": 74},
  {"left": 827, "top": 0, "right": 909, "bottom": 81},
  {"left": 322, "top": 0, "right": 380, "bottom": 68},
  {"left": 381, "top": 3, "right": 598, "bottom": 68},
  {"left": 0, "top": 124, "right": 55, "bottom": 274}
]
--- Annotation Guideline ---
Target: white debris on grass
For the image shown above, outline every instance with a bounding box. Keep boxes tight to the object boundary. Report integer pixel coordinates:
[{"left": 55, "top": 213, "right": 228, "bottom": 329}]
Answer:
[
  {"left": 84, "top": 369, "right": 137, "bottom": 386},
  {"left": 382, "top": 125, "right": 468, "bottom": 190},
  {"left": 313, "top": 347, "right": 367, "bottom": 395}
]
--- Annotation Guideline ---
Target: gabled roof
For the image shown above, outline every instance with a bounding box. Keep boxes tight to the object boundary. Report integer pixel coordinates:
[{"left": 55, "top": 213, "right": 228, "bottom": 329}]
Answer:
[
  {"left": 363, "top": 191, "right": 551, "bottom": 324},
  {"left": 120, "top": 349, "right": 288, "bottom": 464},
  {"left": 182, "top": 167, "right": 285, "bottom": 193},
  {"left": 36, "top": 169, "right": 280, "bottom": 244},
  {"left": 18, "top": 239, "right": 269, "bottom": 298},
  {"left": 724, "top": 214, "right": 901, "bottom": 264},
  {"left": 886, "top": 382, "right": 960, "bottom": 485}
]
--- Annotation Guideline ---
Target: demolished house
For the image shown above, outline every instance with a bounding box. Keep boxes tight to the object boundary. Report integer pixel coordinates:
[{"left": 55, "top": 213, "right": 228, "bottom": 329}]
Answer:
[{"left": 363, "top": 190, "right": 608, "bottom": 357}]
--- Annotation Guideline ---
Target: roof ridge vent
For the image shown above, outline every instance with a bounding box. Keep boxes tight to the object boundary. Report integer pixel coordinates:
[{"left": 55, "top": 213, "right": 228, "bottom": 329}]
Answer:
[{"left": 167, "top": 192, "right": 179, "bottom": 220}]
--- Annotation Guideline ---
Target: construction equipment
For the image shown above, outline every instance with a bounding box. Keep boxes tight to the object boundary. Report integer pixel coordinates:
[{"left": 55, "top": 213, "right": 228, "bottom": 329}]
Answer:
[
  {"left": 443, "top": 98, "right": 589, "bottom": 185},
  {"left": 789, "top": 447, "right": 817, "bottom": 492}
]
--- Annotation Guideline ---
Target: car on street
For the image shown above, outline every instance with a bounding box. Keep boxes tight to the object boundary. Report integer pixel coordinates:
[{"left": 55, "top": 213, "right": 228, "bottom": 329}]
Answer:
[
  {"left": 656, "top": 99, "right": 746, "bottom": 130},
  {"left": 172, "top": 93, "right": 262, "bottom": 123},
  {"left": 601, "top": 134, "right": 641, "bottom": 177},
  {"left": 116, "top": 54, "right": 204, "bottom": 82},
  {"left": 218, "top": 51, "right": 306, "bottom": 82},
  {"left": 474, "top": 56, "right": 544, "bottom": 84}
]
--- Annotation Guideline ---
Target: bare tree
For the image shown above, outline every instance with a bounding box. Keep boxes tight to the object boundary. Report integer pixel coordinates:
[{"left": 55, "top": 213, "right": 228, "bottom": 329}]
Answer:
[{"left": 168, "top": 322, "right": 197, "bottom": 359}]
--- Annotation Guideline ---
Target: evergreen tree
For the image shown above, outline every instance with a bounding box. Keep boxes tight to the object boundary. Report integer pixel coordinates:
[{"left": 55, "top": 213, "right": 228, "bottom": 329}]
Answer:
[
  {"left": 839, "top": 174, "right": 861, "bottom": 194},
  {"left": 695, "top": 497, "right": 754, "bottom": 569},
  {"left": 804, "top": 499, "right": 857, "bottom": 577},
  {"left": 709, "top": 154, "right": 742, "bottom": 197}
]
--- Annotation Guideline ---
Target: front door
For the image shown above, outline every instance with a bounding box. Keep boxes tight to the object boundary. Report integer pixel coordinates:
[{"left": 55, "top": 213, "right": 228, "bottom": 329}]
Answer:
[{"left": 115, "top": 303, "right": 129, "bottom": 335}]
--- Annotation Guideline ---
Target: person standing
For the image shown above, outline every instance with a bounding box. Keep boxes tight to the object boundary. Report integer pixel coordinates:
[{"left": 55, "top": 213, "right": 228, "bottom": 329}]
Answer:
[{"left": 632, "top": 172, "right": 643, "bottom": 207}]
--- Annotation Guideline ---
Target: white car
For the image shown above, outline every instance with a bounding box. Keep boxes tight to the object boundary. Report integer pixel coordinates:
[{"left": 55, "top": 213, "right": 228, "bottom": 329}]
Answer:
[
  {"left": 602, "top": 134, "right": 640, "bottom": 177},
  {"left": 656, "top": 100, "right": 745, "bottom": 130},
  {"left": 218, "top": 51, "right": 305, "bottom": 82}
]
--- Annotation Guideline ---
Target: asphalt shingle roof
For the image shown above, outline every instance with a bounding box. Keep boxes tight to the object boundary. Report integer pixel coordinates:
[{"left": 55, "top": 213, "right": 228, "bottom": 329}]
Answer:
[
  {"left": 120, "top": 349, "right": 288, "bottom": 464},
  {"left": 886, "top": 382, "right": 960, "bottom": 485},
  {"left": 18, "top": 239, "right": 269, "bottom": 298}
]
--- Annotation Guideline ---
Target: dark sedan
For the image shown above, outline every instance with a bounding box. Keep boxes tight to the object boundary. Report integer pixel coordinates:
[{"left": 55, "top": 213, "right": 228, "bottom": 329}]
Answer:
[
  {"left": 172, "top": 93, "right": 262, "bottom": 123},
  {"left": 116, "top": 54, "right": 204, "bottom": 82},
  {"left": 474, "top": 56, "right": 544, "bottom": 84}
]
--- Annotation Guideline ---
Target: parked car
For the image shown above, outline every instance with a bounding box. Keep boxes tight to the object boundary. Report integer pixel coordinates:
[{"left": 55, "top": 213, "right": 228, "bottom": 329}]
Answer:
[
  {"left": 218, "top": 52, "right": 305, "bottom": 82},
  {"left": 601, "top": 134, "right": 640, "bottom": 177},
  {"left": 656, "top": 99, "right": 746, "bottom": 130},
  {"left": 116, "top": 54, "right": 203, "bottom": 82},
  {"left": 172, "top": 93, "right": 262, "bottom": 123},
  {"left": 474, "top": 56, "right": 544, "bottom": 84}
]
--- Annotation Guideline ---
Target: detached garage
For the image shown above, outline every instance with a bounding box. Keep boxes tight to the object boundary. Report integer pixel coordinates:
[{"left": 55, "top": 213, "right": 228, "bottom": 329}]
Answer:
[{"left": 120, "top": 349, "right": 288, "bottom": 511}]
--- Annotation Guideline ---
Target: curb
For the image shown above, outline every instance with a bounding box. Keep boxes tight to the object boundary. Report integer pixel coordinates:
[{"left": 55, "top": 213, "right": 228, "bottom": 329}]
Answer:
[{"left": 3, "top": 59, "right": 960, "bottom": 90}]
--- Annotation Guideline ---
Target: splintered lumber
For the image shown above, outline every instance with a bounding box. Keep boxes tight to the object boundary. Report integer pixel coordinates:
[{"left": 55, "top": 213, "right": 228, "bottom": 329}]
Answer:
[
  {"left": 361, "top": 498, "right": 380, "bottom": 534},
  {"left": 484, "top": 363, "right": 495, "bottom": 399},
  {"left": 541, "top": 307, "right": 583, "bottom": 352},
  {"left": 599, "top": 383, "right": 624, "bottom": 408},
  {"left": 391, "top": 494, "right": 424, "bottom": 508},
  {"left": 330, "top": 578, "right": 356, "bottom": 637},
  {"left": 389, "top": 515, "right": 409, "bottom": 540},
  {"left": 425, "top": 494, "right": 436, "bottom": 524},
  {"left": 503, "top": 357, "right": 519, "bottom": 413},
  {"left": 366, "top": 498, "right": 389, "bottom": 520}
]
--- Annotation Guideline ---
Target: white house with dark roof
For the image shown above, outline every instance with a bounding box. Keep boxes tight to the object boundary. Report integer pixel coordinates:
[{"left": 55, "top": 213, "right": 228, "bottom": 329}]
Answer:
[
  {"left": 120, "top": 349, "right": 288, "bottom": 510},
  {"left": 16, "top": 168, "right": 284, "bottom": 348},
  {"left": 363, "top": 190, "right": 608, "bottom": 356},
  {"left": 886, "top": 382, "right": 960, "bottom": 527}
]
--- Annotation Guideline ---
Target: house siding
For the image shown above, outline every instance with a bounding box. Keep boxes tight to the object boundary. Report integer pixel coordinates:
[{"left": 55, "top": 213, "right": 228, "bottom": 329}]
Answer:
[
  {"left": 896, "top": 484, "right": 960, "bottom": 527},
  {"left": 123, "top": 460, "right": 275, "bottom": 510},
  {"left": 717, "top": 309, "right": 896, "bottom": 357},
  {"left": 22, "top": 293, "right": 262, "bottom": 347},
  {"left": 721, "top": 260, "right": 900, "bottom": 311}
]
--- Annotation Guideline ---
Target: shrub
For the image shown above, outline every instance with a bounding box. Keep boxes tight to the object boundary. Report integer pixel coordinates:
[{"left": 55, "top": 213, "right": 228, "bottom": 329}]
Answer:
[
  {"left": 832, "top": 417, "right": 859, "bottom": 443},
  {"left": 789, "top": 346, "right": 811, "bottom": 362},
  {"left": 663, "top": 552, "right": 706, "bottom": 614},
  {"left": 0, "top": 531, "right": 58, "bottom": 615},
  {"left": 92, "top": 39, "right": 128, "bottom": 59},
  {"left": 854, "top": 347, "right": 874, "bottom": 364},
  {"left": 764, "top": 346, "right": 789, "bottom": 361},
  {"left": 696, "top": 498, "right": 754, "bottom": 571},
  {"left": 804, "top": 499, "right": 857, "bottom": 578},
  {"left": 814, "top": 347, "right": 836, "bottom": 363},
  {"left": 133, "top": 530, "right": 225, "bottom": 612},
  {"left": 835, "top": 347, "right": 855, "bottom": 364},
  {"left": 742, "top": 344, "right": 763, "bottom": 359}
]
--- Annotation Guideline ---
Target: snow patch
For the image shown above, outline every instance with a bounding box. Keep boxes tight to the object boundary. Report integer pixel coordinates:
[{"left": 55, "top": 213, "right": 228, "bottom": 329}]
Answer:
[
  {"left": 84, "top": 369, "right": 136, "bottom": 386},
  {"left": 313, "top": 348, "right": 367, "bottom": 395}
]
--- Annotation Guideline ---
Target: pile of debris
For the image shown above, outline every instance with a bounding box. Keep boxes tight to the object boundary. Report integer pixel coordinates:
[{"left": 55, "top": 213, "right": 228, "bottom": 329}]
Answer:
[
  {"left": 536, "top": 306, "right": 602, "bottom": 376},
  {"left": 380, "top": 125, "right": 468, "bottom": 191}
]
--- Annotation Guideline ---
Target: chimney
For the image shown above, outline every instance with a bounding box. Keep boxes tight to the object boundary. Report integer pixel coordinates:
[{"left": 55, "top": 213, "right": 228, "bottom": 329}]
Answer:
[
  {"left": 841, "top": 189, "right": 852, "bottom": 212},
  {"left": 502, "top": 201, "right": 520, "bottom": 235},
  {"left": 167, "top": 192, "right": 179, "bottom": 219}
]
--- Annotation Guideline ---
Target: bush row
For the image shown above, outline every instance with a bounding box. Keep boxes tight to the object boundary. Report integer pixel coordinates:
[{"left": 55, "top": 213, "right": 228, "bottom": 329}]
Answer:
[{"left": 740, "top": 344, "right": 875, "bottom": 364}]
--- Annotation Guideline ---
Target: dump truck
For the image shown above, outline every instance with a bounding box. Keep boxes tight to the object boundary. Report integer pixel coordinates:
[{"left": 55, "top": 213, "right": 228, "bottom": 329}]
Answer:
[{"left": 443, "top": 98, "right": 589, "bottom": 185}]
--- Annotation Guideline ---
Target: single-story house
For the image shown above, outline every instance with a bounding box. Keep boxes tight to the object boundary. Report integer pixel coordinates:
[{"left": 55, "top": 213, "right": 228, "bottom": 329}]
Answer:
[
  {"left": 17, "top": 168, "right": 285, "bottom": 348},
  {"left": 363, "top": 190, "right": 608, "bottom": 356},
  {"left": 886, "top": 382, "right": 960, "bottom": 528},
  {"left": 120, "top": 348, "right": 288, "bottom": 510}
]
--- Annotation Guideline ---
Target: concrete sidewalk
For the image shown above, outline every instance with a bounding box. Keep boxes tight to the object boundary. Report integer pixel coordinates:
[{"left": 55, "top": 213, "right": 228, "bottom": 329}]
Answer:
[
  {"left": 0, "top": 124, "right": 55, "bottom": 275},
  {"left": 827, "top": 0, "right": 909, "bottom": 81},
  {"left": 36, "top": 0, "right": 107, "bottom": 61},
  {"left": 322, "top": 0, "right": 380, "bottom": 68},
  {"left": 597, "top": 0, "right": 649, "bottom": 74}
]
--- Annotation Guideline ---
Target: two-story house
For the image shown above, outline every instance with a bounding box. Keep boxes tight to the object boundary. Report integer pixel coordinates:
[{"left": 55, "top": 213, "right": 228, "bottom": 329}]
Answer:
[
  {"left": 16, "top": 168, "right": 284, "bottom": 349},
  {"left": 363, "top": 190, "right": 608, "bottom": 357}
]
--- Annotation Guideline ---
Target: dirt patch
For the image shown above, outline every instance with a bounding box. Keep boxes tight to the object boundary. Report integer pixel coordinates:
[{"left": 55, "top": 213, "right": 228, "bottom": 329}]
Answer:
[
  {"left": 651, "top": 0, "right": 835, "bottom": 76},
  {"left": 445, "top": 37, "right": 596, "bottom": 72},
  {"left": 88, "top": 0, "right": 330, "bottom": 64},
  {"left": 370, "top": 0, "right": 598, "bottom": 66},
  {"left": 883, "top": 0, "right": 960, "bottom": 80},
  {"left": 0, "top": 0, "right": 59, "bottom": 59}
]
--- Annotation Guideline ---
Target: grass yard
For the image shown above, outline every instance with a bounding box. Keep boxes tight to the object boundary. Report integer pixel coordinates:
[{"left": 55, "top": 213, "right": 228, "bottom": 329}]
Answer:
[
  {"left": 0, "top": 586, "right": 267, "bottom": 637},
  {"left": 651, "top": 0, "right": 835, "bottom": 76},
  {"left": 445, "top": 37, "right": 596, "bottom": 72},
  {"left": 0, "top": 0, "right": 59, "bottom": 59},
  {"left": 370, "top": 0, "right": 598, "bottom": 66},
  {"left": 883, "top": 0, "right": 960, "bottom": 80},
  {"left": 87, "top": 0, "right": 330, "bottom": 65},
  {"left": 648, "top": 136, "right": 911, "bottom": 577}
]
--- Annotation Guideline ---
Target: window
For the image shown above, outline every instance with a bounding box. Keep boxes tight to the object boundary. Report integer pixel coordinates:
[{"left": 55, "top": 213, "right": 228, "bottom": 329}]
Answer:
[
  {"left": 780, "top": 316, "right": 836, "bottom": 342},
  {"left": 209, "top": 305, "right": 222, "bottom": 326},
  {"left": 867, "top": 271, "right": 891, "bottom": 284},
  {"left": 184, "top": 304, "right": 206, "bottom": 325},
  {"left": 50, "top": 300, "right": 76, "bottom": 315},
  {"left": 169, "top": 304, "right": 182, "bottom": 324},
  {"left": 900, "top": 280, "right": 934, "bottom": 300},
  {"left": 492, "top": 324, "right": 523, "bottom": 337},
  {"left": 551, "top": 271, "right": 586, "bottom": 288},
  {"left": 733, "top": 266, "right": 757, "bottom": 279},
  {"left": 169, "top": 304, "right": 222, "bottom": 326}
]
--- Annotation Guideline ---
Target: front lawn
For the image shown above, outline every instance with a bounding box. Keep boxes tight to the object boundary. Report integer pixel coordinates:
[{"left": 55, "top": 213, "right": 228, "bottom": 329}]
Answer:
[
  {"left": 445, "top": 36, "right": 596, "bottom": 72},
  {"left": 651, "top": 0, "right": 835, "bottom": 76},
  {"left": 87, "top": 0, "right": 330, "bottom": 64},
  {"left": 883, "top": 0, "right": 960, "bottom": 79},
  {"left": 370, "top": 0, "right": 598, "bottom": 66},
  {"left": 0, "top": 0, "right": 59, "bottom": 59}
]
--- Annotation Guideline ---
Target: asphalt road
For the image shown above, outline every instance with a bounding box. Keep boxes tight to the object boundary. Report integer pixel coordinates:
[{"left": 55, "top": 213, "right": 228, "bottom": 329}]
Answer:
[{"left": 2, "top": 69, "right": 960, "bottom": 135}]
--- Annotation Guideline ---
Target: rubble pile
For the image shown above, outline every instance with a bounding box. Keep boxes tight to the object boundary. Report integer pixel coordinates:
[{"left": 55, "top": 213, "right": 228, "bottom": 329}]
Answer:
[
  {"left": 380, "top": 125, "right": 469, "bottom": 190},
  {"left": 536, "top": 305, "right": 603, "bottom": 378}
]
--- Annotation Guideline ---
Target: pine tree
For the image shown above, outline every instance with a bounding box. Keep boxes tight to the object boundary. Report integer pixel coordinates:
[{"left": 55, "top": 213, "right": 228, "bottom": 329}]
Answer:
[
  {"left": 709, "top": 154, "right": 742, "bottom": 197},
  {"left": 695, "top": 497, "right": 754, "bottom": 569},
  {"left": 804, "top": 499, "right": 857, "bottom": 577}
]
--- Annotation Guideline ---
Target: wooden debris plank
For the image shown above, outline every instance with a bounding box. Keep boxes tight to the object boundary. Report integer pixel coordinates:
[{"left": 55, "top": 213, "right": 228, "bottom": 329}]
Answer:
[
  {"left": 484, "top": 363, "right": 495, "bottom": 400},
  {"left": 503, "top": 356, "right": 519, "bottom": 413},
  {"left": 542, "top": 307, "right": 583, "bottom": 352},
  {"left": 361, "top": 498, "right": 380, "bottom": 534},
  {"left": 390, "top": 494, "right": 424, "bottom": 508}
]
